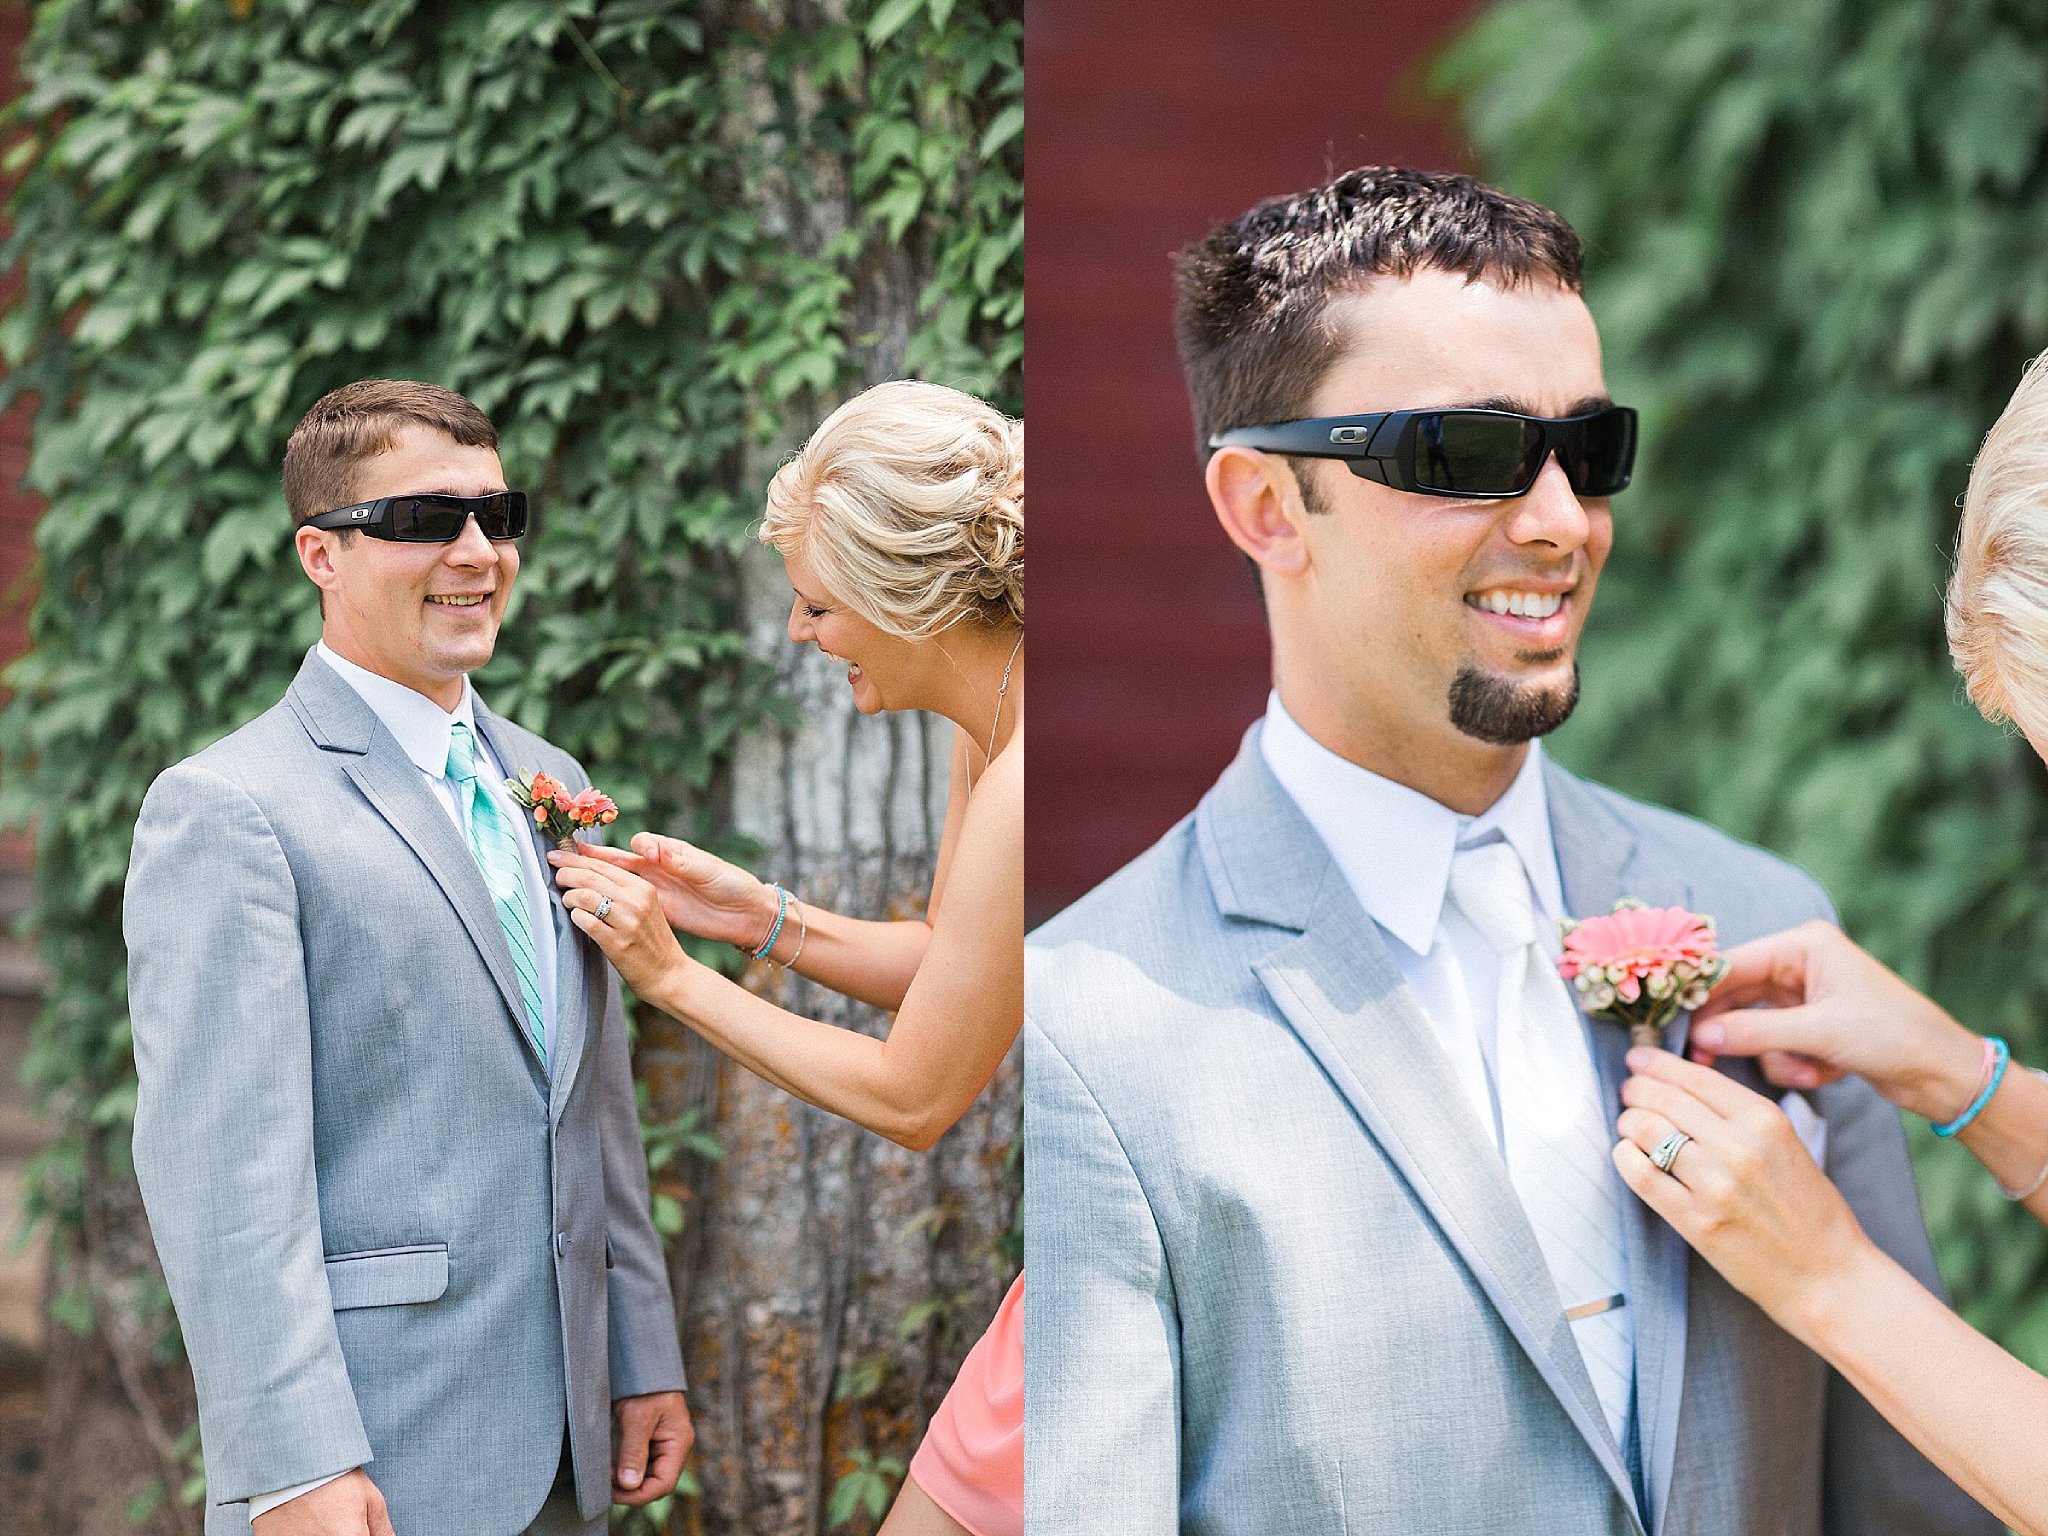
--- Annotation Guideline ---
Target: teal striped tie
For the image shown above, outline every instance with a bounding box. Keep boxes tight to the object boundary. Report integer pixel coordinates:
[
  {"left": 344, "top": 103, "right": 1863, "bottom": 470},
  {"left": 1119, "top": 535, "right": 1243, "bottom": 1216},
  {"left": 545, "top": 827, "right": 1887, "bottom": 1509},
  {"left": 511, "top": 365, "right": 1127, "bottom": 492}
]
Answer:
[{"left": 446, "top": 721, "right": 546, "bottom": 1065}]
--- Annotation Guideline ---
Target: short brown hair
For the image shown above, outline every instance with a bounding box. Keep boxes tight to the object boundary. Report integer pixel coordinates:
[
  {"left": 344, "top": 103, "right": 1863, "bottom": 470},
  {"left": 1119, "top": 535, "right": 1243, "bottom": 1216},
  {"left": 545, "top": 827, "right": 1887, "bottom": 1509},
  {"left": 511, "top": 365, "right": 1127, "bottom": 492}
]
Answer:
[
  {"left": 1173, "top": 166, "right": 1585, "bottom": 459},
  {"left": 283, "top": 379, "right": 498, "bottom": 528}
]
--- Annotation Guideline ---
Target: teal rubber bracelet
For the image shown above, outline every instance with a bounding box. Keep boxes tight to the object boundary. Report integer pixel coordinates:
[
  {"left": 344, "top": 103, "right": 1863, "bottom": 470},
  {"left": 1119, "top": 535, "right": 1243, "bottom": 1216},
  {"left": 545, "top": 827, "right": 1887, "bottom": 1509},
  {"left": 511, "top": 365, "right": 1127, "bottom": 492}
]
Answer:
[
  {"left": 1933, "top": 1036, "right": 2008, "bottom": 1138},
  {"left": 750, "top": 884, "right": 788, "bottom": 960}
]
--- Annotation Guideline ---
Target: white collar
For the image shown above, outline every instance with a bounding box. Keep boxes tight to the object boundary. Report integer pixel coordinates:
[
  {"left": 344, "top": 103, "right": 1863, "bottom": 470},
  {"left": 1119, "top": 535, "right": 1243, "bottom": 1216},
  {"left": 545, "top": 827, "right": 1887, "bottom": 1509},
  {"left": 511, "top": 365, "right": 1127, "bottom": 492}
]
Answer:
[
  {"left": 315, "top": 641, "right": 479, "bottom": 780},
  {"left": 1258, "top": 690, "right": 1564, "bottom": 958}
]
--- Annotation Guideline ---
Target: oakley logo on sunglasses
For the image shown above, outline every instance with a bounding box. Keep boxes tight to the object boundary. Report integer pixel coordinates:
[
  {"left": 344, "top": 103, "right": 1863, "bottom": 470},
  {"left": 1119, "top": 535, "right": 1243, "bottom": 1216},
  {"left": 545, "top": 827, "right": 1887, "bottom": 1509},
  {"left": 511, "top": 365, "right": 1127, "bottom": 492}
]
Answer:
[
  {"left": 302, "top": 491, "right": 531, "bottom": 542},
  {"left": 1212, "top": 405, "right": 1638, "bottom": 500}
]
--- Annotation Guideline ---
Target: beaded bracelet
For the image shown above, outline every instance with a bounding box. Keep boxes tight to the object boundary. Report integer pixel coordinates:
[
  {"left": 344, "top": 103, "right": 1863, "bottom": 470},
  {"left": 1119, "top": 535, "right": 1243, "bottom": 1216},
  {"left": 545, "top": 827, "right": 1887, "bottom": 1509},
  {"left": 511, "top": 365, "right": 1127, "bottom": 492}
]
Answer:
[
  {"left": 1932, "top": 1035, "right": 2009, "bottom": 1138},
  {"left": 746, "top": 884, "right": 789, "bottom": 961}
]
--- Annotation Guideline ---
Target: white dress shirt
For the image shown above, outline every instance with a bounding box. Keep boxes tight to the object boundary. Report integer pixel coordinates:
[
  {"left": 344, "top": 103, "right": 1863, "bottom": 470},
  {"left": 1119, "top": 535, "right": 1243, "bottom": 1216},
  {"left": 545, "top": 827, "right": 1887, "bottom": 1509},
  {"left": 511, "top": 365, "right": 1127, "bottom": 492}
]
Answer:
[
  {"left": 1259, "top": 691, "right": 1565, "bottom": 1154},
  {"left": 250, "top": 645, "right": 562, "bottom": 1523}
]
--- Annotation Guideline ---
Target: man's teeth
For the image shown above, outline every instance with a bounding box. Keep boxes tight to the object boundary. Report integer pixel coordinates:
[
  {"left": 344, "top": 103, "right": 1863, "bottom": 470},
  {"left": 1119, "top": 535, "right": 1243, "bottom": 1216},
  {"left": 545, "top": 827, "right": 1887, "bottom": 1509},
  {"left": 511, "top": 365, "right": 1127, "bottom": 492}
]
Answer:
[
  {"left": 1469, "top": 590, "right": 1563, "bottom": 619},
  {"left": 427, "top": 594, "right": 488, "bottom": 607}
]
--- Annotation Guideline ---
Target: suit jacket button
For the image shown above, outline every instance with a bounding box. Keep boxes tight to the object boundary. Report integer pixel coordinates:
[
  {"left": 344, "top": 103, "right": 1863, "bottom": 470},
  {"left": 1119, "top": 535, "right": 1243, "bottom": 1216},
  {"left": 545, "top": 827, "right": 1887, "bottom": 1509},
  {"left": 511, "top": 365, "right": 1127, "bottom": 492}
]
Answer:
[{"left": 555, "top": 1231, "right": 571, "bottom": 1257}]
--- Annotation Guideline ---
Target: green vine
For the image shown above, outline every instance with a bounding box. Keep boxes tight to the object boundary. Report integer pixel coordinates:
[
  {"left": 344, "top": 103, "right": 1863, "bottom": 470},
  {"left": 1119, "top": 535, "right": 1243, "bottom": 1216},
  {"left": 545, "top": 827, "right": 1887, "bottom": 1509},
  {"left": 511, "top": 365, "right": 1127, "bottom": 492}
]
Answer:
[{"left": 0, "top": 0, "right": 1019, "bottom": 1526}]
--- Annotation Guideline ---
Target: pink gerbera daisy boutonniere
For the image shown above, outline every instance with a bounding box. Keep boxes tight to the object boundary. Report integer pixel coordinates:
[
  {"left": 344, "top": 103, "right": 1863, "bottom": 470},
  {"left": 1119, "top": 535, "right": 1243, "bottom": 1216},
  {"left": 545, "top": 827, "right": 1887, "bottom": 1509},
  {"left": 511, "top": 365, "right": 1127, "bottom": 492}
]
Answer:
[
  {"left": 1556, "top": 898, "right": 1728, "bottom": 1049},
  {"left": 505, "top": 769, "right": 618, "bottom": 852}
]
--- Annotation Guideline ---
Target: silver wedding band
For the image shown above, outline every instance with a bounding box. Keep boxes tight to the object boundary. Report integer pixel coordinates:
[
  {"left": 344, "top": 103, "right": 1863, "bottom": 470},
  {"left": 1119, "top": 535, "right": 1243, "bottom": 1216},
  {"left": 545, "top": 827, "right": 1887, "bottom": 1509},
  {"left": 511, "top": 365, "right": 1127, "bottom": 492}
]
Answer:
[
  {"left": 594, "top": 896, "right": 614, "bottom": 921},
  {"left": 1650, "top": 1129, "right": 1691, "bottom": 1175}
]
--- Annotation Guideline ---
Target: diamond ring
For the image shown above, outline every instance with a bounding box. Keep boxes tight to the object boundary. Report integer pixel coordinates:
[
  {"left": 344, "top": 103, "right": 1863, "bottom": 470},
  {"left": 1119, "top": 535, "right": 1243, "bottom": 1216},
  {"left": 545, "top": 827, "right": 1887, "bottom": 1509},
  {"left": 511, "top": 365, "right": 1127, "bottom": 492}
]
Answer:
[
  {"left": 595, "top": 895, "right": 614, "bottom": 921},
  {"left": 1649, "top": 1129, "right": 1691, "bottom": 1175}
]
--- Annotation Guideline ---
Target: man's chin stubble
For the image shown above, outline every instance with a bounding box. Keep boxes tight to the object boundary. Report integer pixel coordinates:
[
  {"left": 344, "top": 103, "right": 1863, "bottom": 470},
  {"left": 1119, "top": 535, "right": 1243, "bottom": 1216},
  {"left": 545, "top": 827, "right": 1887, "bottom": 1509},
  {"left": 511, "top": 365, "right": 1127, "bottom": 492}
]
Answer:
[{"left": 1447, "top": 660, "right": 1581, "bottom": 746}]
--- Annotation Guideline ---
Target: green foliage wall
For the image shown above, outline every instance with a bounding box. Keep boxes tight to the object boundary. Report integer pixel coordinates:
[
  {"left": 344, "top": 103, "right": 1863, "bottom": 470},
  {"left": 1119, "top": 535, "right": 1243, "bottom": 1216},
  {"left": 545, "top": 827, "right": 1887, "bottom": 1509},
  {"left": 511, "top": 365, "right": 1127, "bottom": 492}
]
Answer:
[
  {"left": 0, "top": 0, "right": 1018, "bottom": 1523},
  {"left": 1442, "top": 0, "right": 2048, "bottom": 1361}
]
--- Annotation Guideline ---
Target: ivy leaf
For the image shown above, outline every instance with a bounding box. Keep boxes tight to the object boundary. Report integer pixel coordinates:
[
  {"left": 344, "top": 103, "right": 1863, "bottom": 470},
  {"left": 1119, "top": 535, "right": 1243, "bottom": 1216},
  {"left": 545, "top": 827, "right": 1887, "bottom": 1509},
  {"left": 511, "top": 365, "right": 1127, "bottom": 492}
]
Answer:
[
  {"left": 200, "top": 508, "right": 284, "bottom": 587},
  {"left": 335, "top": 99, "right": 406, "bottom": 151},
  {"left": 373, "top": 137, "right": 453, "bottom": 204},
  {"left": 979, "top": 101, "right": 1021, "bottom": 159},
  {"left": 865, "top": 0, "right": 927, "bottom": 47}
]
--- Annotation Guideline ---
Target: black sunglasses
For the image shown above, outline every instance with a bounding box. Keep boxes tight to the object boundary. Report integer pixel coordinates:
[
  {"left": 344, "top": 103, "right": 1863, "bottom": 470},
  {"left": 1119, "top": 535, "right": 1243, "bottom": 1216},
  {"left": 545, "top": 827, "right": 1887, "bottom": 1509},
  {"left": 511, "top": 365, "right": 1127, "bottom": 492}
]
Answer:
[
  {"left": 1209, "top": 405, "right": 1637, "bottom": 499},
  {"left": 303, "top": 491, "right": 530, "bottom": 542}
]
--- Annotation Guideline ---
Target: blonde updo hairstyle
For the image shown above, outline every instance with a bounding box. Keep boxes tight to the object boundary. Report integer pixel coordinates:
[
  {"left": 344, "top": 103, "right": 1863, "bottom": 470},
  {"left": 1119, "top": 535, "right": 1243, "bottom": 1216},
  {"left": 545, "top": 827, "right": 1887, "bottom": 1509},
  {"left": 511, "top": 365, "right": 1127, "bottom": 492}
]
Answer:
[
  {"left": 760, "top": 380, "right": 1023, "bottom": 638},
  {"left": 1949, "top": 349, "right": 2048, "bottom": 745}
]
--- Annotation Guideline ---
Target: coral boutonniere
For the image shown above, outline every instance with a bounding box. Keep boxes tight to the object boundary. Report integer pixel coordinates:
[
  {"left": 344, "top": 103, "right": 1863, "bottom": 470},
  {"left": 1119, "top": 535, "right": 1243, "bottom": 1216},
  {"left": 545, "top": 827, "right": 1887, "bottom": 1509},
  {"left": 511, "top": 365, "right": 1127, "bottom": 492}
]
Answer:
[
  {"left": 1556, "top": 898, "right": 1728, "bottom": 1049},
  {"left": 505, "top": 769, "right": 618, "bottom": 852}
]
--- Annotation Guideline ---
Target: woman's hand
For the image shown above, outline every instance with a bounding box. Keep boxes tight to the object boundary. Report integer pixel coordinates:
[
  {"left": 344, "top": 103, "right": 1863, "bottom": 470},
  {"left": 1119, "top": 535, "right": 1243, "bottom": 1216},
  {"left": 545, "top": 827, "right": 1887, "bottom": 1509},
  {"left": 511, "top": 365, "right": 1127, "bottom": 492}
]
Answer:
[
  {"left": 1614, "top": 1048, "right": 1879, "bottom": 1340},
  {"left": 554, "top": 851, "right": 697, "bottom": 1003},
  {"left": 1688, "top": 919, "right": 1985, "bottom": 1123},
  {"left": 550, "top": 833, "right": 777, "bottom": 953}
]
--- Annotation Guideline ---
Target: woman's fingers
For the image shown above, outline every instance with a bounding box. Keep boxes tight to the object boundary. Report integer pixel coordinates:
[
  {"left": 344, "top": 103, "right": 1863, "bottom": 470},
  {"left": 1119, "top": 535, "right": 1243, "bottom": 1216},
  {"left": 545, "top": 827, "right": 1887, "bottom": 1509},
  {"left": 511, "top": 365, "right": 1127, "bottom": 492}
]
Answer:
[
  {"left": 551, "top": 844, "right": 656, "bottom": 884},
  {"left": 1687, "top": 1002, "right": 1835, "bottom": 1063},
  {"left": 1690, "top": 925, "right": 1831, "bottom": 1020},
  {"left": 1614, "top": 1136, "right": 1699, "bottom": 1224},
  {"left": 1756, "top": 1048, "right": 1839, "bottom": 1092},
  {"left": 632, "top": 831, "right": 711, "bottom": 873},
  {"left": 568, "top": 903, "right": 624, "bottom": 950},
  {"left": 1619, "top": 1047, "right": 1764, "bottom": 1126},
  {"left": 567, "top": 841, "right": 642, "bottom": 869},
  {"left": 1616, "top": 1105, "right": 1685, "bottom": 1165},
  {"left": 558, "top": 864, "right": 652, "bottom": 925}
]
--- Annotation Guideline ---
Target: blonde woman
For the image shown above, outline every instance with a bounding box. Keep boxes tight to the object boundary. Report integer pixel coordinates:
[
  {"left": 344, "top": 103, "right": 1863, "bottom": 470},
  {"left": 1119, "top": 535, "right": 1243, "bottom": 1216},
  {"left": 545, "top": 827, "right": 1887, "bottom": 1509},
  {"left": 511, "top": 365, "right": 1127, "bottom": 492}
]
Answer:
[
  {"left": 1611, "top": 351, "right": 2048, "bottom": 1536},
  {"left": 552, "top": 380, "right": 1022, "bottom": 1536}
]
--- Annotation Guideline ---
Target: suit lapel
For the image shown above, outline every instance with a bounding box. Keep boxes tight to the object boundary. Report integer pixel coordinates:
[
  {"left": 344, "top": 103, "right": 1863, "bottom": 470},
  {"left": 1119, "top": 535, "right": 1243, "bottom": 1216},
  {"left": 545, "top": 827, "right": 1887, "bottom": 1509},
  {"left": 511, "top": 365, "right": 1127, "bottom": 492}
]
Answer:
[
  {"left": 1547, "top": 762, "right": 1692, "bottom": 1536},
  {"left": 474, "top": 704, "right": 593, "bottom": 1113},
  {"left": 1201, "top": 735, "right": 1646, "bottom": 1531},
  {"left": 286, "top": 652, "right": 547, "bottom": 1087}
]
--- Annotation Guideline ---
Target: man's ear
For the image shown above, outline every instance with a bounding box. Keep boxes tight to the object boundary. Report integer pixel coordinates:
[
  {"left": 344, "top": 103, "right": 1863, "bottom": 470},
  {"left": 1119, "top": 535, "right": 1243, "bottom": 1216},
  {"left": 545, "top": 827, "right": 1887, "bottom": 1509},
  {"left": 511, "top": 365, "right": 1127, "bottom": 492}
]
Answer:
[
  {"left": 295, "top": 524, "right": 341, "bottom": 596},
  {"left": 1206, "top": 447, "right": 1310, "bottom": 577}
]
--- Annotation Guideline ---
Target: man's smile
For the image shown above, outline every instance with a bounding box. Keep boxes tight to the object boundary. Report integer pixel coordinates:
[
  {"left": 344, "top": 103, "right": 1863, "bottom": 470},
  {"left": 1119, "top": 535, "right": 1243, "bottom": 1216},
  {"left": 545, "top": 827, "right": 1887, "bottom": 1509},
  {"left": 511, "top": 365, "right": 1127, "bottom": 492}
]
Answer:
[
  {"left": 1464, "top": 587, "right": 1564, "bottom": 619},
  {"left": 1462, "top": 578, "right": 1576, "bottom": 651}
]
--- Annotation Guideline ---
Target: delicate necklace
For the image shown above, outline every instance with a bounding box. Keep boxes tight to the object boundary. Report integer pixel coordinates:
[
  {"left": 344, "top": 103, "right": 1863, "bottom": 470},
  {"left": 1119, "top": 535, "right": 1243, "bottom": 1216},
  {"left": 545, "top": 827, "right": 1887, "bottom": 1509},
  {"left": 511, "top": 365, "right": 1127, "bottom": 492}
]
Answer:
[{"left": 971, "top": 630, "right": 1024, "bottom": 792}]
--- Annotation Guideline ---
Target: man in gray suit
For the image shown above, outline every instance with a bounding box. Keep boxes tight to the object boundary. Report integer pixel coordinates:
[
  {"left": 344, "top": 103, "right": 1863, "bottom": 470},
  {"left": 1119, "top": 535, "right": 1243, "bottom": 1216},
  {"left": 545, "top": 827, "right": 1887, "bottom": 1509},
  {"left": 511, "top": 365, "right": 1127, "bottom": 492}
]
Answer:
[
  {"left": 1024, "top": 168, "right": 1996, "bottom": 1535},
  {"left": 126, "top": 380, "right": 691, "bottom": 1535}
]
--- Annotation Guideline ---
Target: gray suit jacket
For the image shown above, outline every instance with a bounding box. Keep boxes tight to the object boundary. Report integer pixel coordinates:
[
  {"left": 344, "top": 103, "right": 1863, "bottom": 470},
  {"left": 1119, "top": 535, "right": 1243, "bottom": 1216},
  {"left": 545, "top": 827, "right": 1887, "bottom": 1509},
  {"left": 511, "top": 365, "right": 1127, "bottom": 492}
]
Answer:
[
  {"left": 1024, "top": 728, "right": 1996, "bottom": 1536},
  {"left": 125, "top": 650, "right": 685, "bottom": 1535}
]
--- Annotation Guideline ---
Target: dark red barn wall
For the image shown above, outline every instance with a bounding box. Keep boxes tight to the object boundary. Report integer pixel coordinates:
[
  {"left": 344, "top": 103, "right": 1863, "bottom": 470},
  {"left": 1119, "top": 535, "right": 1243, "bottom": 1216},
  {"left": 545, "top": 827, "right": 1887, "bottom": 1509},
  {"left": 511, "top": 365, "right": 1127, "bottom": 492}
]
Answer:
[{"left": 1026, "top": 0, "right": 1482, "bottom": 918}]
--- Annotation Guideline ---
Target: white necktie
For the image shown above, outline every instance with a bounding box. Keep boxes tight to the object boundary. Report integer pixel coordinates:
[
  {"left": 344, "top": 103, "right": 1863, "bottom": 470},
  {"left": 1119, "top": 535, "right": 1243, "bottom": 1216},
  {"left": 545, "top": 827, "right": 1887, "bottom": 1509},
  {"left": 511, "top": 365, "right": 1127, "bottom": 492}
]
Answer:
[{"left": 1447, "top": 840, "right": 1635, "bottom": 1454}]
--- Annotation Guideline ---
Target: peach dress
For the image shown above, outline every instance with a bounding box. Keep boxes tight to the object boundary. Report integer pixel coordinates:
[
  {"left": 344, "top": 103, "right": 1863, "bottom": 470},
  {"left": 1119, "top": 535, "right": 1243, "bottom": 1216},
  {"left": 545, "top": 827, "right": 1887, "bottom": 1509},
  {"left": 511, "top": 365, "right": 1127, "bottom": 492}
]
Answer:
[{"left": 907, "top": 1273, "right": 1023, "bottom": 1536}]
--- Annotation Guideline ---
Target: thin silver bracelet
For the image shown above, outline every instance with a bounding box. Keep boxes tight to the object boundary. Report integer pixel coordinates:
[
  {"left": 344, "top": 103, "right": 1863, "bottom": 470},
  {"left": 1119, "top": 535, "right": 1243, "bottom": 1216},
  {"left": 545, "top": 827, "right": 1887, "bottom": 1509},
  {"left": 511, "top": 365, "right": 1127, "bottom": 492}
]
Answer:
[
  {"left": 773, "top": 897, "right": 807, "bottom": 971},
  {"left": 1994, "top": 1066, "right": 2048, "bottom": 1201}
]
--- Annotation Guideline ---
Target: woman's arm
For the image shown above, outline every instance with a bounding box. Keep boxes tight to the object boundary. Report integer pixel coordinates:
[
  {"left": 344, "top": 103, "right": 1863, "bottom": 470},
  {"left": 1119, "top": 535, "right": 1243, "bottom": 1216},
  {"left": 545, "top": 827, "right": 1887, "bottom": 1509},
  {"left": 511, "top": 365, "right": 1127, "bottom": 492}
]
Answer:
[
  {"left": 1799, "top": 1245, "right": 2048, "bottom": 1536},
  {"left": 1615, "top": 1049, "right": 2048, "bottom": 1536},
  {"left": 750, "top": 901, "right": 932, "bottom": 1014},
  {"left": 558, "top": 742, "right": 1022, "bottom": 1149}
]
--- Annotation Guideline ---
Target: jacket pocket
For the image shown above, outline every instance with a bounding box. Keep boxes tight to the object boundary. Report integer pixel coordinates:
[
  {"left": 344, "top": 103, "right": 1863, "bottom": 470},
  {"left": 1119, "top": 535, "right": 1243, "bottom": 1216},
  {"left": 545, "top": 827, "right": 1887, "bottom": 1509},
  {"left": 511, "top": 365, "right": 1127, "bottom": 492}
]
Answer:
[
  {"left": 324, "top": 1243, "right": 450, "bottom": 1311},
  {"left": 604, "top": 1235, "right": 616, "bottom": 1271}
]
